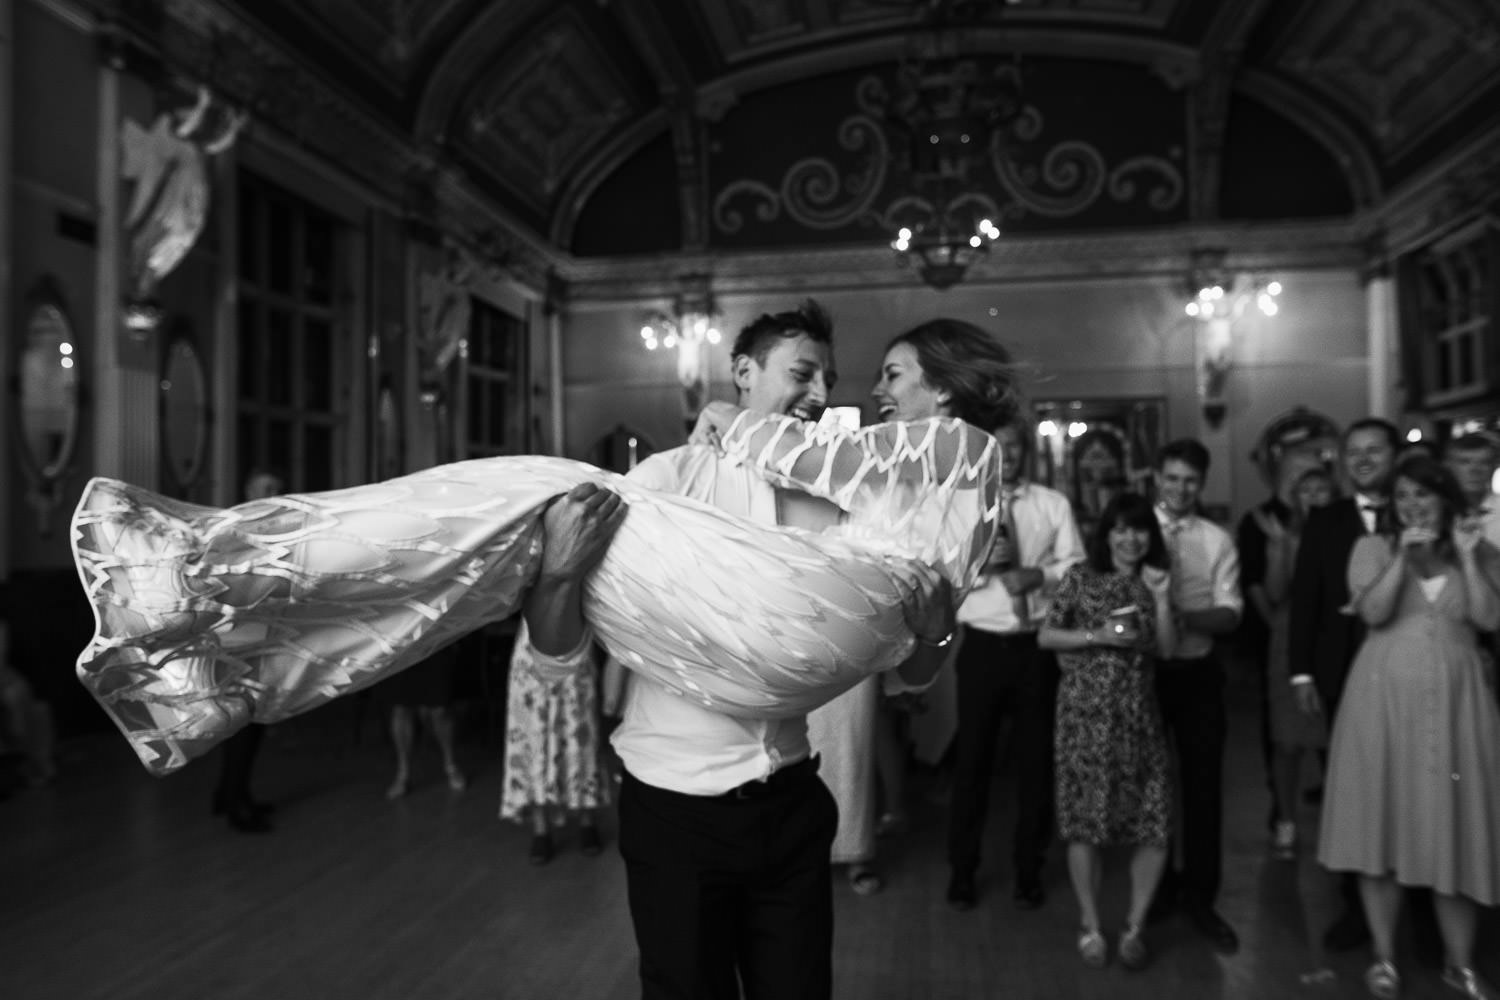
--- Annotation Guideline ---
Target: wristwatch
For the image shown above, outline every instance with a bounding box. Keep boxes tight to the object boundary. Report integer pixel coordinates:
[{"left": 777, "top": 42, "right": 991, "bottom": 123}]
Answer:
[{"left": 922, "top": 631, "right": 955, "bottom": 649}]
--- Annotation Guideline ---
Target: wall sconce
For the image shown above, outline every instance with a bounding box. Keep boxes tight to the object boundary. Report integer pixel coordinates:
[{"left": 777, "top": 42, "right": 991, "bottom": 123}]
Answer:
[
  {"left": 1183, "top": 251, "right": 1282, "bottom": 430},
  {"left": 640, "top": 276, "right": 721, "bottom": 429}
]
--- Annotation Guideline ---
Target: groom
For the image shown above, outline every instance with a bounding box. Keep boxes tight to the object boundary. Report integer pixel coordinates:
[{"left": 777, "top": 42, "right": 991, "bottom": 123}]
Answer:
[{"left": 525, "top": 300, "right": 951, "bottom": 1000}]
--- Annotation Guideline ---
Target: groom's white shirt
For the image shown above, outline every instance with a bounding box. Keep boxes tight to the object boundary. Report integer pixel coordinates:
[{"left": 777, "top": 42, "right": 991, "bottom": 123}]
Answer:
[{"left": 531, "top": 444, "right": 811, "bottom": 796}]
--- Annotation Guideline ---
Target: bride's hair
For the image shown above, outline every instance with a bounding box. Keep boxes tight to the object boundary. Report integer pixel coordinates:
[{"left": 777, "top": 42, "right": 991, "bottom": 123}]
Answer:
[
  {"left": 731, "top": 298, "right": 834, "bottom": 366},
  {"left": 886, "top": 318, "right": 1018, "bottom": 429}
]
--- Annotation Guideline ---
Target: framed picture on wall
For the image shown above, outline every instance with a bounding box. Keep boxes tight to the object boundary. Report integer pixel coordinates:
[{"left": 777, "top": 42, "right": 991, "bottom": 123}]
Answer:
[{"left": 1032, "top": 397, "right": 1165, "bottom": 540}]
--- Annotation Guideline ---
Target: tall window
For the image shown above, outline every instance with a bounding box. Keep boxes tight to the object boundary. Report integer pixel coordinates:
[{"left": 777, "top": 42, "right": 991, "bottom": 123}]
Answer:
[
  {"left": 236, "top": 172, "right": 347, "bottom": 494},
  {"left": 1407, "top": 218, "right": 1497, "bottom": 409},
  {"left": 463, "top": 299, "right": 528, "bottom": 457}
]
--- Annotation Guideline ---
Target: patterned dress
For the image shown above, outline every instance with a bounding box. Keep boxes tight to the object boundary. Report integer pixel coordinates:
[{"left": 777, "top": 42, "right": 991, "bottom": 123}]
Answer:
[
  {"left": 499, "top": 627, "right": 609, "bottom": 819},
  {"left": 69, "top": 415, "right": 1000, "bottom": 776},
  {"left": 1046, "top": 565, "right": 1171, "bottom": 846}
]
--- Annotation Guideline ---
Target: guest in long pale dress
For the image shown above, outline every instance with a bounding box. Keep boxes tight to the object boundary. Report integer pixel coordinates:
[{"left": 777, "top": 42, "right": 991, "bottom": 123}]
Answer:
[
  {"left": 807, "top": 678, "right": 881, "bottom": 893},
  {"left": 1318, "top": 455, "right": 1500, "bottom": 1000},
  {"left": 1039, "top": 493, "right": 1177, "bottom": 970}
]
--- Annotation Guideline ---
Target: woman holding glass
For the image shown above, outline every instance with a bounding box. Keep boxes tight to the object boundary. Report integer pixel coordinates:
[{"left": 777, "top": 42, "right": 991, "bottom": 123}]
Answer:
[{"left": 1039, "top": 492, "right": 1176, "bottom": 970}]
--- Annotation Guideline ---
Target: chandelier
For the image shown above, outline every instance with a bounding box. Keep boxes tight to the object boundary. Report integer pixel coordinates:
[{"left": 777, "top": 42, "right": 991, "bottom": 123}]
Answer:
[
  {"left": 884, "top": 15, "right": 1023, "bottom": 290},
  {"left": 638, "top": 278, "right": 722, "bottom": 428},
  {"left": 1183, "top": 252, "right": 1284, "bottom": 428}
]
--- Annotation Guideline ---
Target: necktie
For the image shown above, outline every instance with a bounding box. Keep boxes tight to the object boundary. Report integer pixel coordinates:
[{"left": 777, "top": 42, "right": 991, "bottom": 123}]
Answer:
[{"left": 1000, "top": 488, "right": 1028, "bottom": 623}]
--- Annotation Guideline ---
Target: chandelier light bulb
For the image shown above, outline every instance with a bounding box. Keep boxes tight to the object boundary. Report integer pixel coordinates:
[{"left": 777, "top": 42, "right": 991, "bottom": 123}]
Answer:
[
  {"left": 1186, "top": 302, "right": 1200, "bottom": 317},
  {"left": 663, "top": 334, "right": 677, "bottom": 348},
  {"left": 969, "top": 235, "right": 982, "bottom": 248},
  {"left": 1038, "top": 419, "right": 1057, "bottom": 437},
  {"left": 1267, "top": 281, "right": 1282, "bottom": 296},
  {"left": 641, "top": 326, "right": 654, "bottom": 339},
  {"left": 707, "top": 328, "right": 721, "bottom": 345},
  {"left": 644, "top": 338, "right": 658, "bottom": 350},
  {"left": 1067, "top": 421, "right": 1088, "bottom": 438},
  {"left": 899, "top": 227, "right": 912, "bottom": 240}
]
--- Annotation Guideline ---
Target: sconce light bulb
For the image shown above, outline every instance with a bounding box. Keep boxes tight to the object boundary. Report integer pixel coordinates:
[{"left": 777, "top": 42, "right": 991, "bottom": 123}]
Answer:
[
  {"left": 979, "top": 219, "right": 992, "bottom": 232},
  {"left": 663, "top": 334, "right": 677, "bottom": 348},
  {"left": 1210, "top": 285, "right": 1224, "bottom": 299},
  {"left": 1038, "top": 419, "right": 1057, "bottom": 437},
  {"left": 1186, "top": 302, "right": 1200, "bottom": 317},
  {"left": 1267, "top": 281, "right": 1282, "bottom": 296},
  {"left": 61, "top": 357, "right": 75, "bottom": 370},
  {"left": 1261, "top": 299, "right": 1279, "bottom": 316},
  {"left": 969, "top": 235, "right": 982, "bottom": 248},
  {"left": 1406, "top": 428, "right": 1423, "bottom": 443},
  {"left": 641, "top": 326, "right": 653, "bottom": 339},
  {"left": 899, "top": 227, "right": 912, "bottom": 240},
  {"left": 1068, "top": 421, "right": 1088, "bottom": 438},
  {"left": 706, "top": 328, "right": 721, "bottom": 344},
  {"left": 59, "top": 342, "right": 73, "bottom": 355}
]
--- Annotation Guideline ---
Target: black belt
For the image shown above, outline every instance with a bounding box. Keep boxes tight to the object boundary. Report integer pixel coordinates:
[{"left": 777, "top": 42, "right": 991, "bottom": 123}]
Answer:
[{"left": 721, "top": 754, "right": 820, "bottom": 800}]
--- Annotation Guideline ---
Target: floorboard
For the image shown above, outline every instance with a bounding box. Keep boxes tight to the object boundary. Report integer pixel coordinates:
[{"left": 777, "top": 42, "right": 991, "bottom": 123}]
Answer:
[{"left": 2, "top": 665, "right": 1493, "bottom": 1000}]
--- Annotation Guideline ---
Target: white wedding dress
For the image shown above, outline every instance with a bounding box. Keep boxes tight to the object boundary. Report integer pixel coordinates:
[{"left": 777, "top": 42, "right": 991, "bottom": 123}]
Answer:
[{"left": 71, "top": 412, "right": 1000, "bottom": 775}]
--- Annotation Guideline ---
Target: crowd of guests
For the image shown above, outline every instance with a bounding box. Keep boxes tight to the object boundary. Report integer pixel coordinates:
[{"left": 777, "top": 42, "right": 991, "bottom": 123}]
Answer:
[{"left": 12, "top": 297, "right": 1499, "bottom": 1000}]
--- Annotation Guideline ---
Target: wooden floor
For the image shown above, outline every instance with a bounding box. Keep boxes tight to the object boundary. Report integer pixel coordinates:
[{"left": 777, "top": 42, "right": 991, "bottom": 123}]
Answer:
[{"left": 3, "top": 667, "right": 1495, "bottom": 1000}]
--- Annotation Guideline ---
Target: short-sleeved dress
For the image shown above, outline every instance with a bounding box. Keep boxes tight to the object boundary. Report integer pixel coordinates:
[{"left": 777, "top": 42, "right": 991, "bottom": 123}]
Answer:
[
  {"left": 1318, "top": 536, "right": 1500, "bottom": 904},
  {"left": 1046, "top": 565, "right": 1172, "bottom": 846}
]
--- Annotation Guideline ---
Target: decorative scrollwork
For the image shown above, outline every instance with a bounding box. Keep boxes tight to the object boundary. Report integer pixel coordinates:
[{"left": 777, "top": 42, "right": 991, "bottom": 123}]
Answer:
[
  {"left": 1107, "top": 156, "right": 1185, "bottom": 211},
  {"left": 993, "top": 140, "right": 1107, "bottom": 218},
  {"left": 713, "top": 77, "right": 890, "bottom": 235}
]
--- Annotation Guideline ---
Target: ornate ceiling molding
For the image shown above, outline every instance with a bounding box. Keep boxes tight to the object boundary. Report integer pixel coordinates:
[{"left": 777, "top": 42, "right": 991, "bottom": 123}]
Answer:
[
  {"left": 1236, "top": 70, "right": 1383, "bottom": 209},
  {"left": 1370, "top": 123, "right": 1500, "bottom": 257},
  {"left": 556, "top": 219, "right": 1365, "bottom": 303}
]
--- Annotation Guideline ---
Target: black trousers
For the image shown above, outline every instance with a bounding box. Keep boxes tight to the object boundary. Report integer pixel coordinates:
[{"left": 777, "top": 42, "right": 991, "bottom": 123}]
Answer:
[
  {"left": 618, "top": 758, "right": 838, "bottom": 1000},
  {"left": 1154, "top": 657, "right": 1226, "bottom": 908},
  {"left": 946, "top": 630, "right": 1058, "bottom": 884},
  {"left": 213, "top": 723, "right": 265, "bottom": 807}
]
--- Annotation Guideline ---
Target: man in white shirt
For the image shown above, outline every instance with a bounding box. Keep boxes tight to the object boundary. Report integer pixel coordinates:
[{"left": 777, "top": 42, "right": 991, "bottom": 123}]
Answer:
[
  {"left": 524, "top": 302, "right": 953, "bottom": 1000},
  {"left": 1149, "top": 439, "right": 1243, "bottom": 954},
  {"left": 946, "top": 420, "right": 1084, "bottom": 912}
]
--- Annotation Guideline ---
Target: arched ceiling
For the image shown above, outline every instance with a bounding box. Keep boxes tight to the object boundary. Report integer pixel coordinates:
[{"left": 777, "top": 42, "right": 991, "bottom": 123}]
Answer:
[{"left": 228, "top": 0, "right": 1500, "bottom": 258}]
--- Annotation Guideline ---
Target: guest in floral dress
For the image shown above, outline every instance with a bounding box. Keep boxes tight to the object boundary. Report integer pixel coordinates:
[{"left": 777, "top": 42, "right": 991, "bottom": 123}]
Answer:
[
  {"left": 1040, "top": 493, "right": 1177, "bottom": 970},
  {"left": 500, "top": 622, "right": 610, "bottom": 865}
]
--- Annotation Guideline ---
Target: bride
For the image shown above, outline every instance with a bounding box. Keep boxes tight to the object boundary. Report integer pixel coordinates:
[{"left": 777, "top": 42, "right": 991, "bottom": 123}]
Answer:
[{"left": 72, "top": 406, "right": 1001, "bottom": 775}]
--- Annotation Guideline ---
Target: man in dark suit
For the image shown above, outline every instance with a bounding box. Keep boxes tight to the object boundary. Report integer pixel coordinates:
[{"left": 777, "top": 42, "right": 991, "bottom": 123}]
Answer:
[{"left": 1287, "top": 417, "right": 1397, "bottom": 950}]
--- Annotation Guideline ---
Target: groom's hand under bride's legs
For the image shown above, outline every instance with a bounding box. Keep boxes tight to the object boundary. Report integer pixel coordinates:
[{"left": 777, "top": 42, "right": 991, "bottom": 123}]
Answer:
[{"left": 524, "top": 483, "right": 628, "bottom": 658}]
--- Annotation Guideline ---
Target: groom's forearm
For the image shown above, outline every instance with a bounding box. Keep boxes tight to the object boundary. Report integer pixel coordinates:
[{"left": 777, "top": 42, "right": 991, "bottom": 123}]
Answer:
[{"left": 523, "top": 571, "right": 589, "bottom": 658}]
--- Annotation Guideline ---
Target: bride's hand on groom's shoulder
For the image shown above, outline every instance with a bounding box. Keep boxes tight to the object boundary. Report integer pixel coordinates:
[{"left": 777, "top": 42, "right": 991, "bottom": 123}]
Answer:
[{"left": 688, "top": 401, "right": 743, "bottom": 451}]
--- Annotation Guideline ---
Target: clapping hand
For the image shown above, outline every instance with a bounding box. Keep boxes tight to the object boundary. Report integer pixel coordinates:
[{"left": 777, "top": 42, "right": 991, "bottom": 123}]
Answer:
[
  {"left": 1400, "top": 525, "right": 1440, "bottom": 547},
  {"left": 1251, "top": 507, "right": 1289, "bottom": 544},
  {"left": 1454, "top": 516, "right": 1484, "bottom": 555},
  {"left": 1139, "top": 564, "right": 1172, "bottom": 594}
]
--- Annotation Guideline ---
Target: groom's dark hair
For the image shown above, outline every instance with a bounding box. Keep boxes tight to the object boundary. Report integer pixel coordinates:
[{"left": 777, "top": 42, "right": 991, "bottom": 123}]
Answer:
[{"left": 731, "top": 299, "right": 834, "bottom": 366}]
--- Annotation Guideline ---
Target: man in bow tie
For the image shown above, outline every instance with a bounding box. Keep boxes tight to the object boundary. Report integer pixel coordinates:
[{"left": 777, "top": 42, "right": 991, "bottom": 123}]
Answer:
[{"left": 1288, "top": 417, "right": 1398, "bottom": 951}]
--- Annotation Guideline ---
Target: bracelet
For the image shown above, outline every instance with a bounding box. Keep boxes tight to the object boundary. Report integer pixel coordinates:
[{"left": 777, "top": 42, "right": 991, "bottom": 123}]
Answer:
[{"left": 921, "top": 631, "right": 955, "bottom": 649}]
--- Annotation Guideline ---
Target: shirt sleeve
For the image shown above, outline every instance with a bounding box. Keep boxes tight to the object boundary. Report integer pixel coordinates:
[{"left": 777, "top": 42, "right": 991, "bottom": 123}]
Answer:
[
  {"left": 1040, "top": 498, "right": 1086, "bottom": 592},
  {"left": 1211, "top": 529, "right": 1244, "bottom": 615},
  {"left": 514, "top": 620, "right": 596, "bottom": 685}
]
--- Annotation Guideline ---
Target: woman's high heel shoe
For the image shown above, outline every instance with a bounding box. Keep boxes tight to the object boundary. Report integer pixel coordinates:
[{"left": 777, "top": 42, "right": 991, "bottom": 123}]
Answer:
[
  {"left": 1443, "top": 967, "right": 1497, "bottom": 1000},
  {"left": 1364, "top": 959, "right": 1401, "bottom": 999}
]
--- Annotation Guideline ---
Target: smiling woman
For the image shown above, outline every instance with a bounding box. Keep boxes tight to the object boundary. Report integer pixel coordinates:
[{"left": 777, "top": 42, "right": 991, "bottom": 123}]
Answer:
[{"left": 872, "top": 318, "right": 1017, "bottom": 430}]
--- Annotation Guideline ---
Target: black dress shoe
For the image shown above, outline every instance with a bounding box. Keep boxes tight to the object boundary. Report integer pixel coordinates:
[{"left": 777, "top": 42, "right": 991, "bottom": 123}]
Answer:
[
  {"left": 1187, "top": 905, "right": 1239, "bottom": 954},
  {"left": 947, "top": 872, "right": 977, "bottom": 911},
  {"left": 1013, "top": 880, "right": 1045, "bottom": 910},
  {"left": 1322, "top": 907, "right": 1371, "bottom": 952},
  {"left": 223, "top": 803, "right": 273, "bottom": 834}
]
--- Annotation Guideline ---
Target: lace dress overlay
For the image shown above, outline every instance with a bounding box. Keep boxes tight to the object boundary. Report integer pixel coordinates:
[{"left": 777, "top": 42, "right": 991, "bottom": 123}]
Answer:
[{"left": 71, "top": 415, "right": 999, "bottom": 775}]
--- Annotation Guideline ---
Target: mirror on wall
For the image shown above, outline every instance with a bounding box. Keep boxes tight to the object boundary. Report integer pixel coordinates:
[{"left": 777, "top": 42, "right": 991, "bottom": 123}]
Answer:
[
  {"left": 160, "top": 328, "right": 209, "bottom": 492},
  {"left": 1032, "top": 397, "right": 1165, "bottom": 540},
  {"left": 15, "top": 277, "right": 82, "bottom": 484}
]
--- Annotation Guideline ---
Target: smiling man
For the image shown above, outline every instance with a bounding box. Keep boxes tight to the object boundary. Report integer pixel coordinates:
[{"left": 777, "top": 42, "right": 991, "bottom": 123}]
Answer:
[
  {"left": 526, "top": 300, "right": 847, "bottom": 1000},
  {"left": 1148, "top": 438, "right": 1243, "bottom": 954}
]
